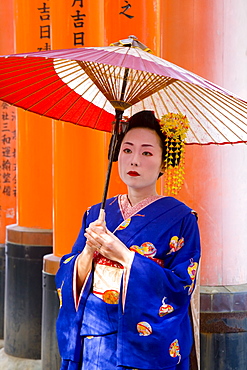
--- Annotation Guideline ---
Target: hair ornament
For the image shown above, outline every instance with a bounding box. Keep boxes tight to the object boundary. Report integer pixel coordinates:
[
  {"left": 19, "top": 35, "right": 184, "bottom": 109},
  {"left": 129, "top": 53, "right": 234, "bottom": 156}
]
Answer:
[{"left": 160, "top": 112, "right": 190, "bottom": 196}]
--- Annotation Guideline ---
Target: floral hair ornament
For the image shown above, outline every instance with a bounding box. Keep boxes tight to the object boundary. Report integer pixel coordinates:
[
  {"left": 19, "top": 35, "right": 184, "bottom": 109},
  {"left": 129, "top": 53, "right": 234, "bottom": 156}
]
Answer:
[{"left": 159, "top": 112, "right": 190, "bottom": 196}]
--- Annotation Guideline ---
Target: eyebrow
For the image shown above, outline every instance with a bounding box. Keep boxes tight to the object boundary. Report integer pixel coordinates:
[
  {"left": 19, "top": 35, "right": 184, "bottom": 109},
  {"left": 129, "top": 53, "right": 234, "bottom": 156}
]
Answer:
[{"left": 123, "top": 141, "right": 154, "bottom": 147}]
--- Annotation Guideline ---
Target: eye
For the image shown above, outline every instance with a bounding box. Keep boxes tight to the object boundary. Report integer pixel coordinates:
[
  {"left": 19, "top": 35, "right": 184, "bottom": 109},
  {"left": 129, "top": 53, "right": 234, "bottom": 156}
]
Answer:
[
  {"left": 142, "top": 151, "right": 153, "bottom": 156},
  {"left": 123, "top": 148, "right": 132, "bottom": 154}
]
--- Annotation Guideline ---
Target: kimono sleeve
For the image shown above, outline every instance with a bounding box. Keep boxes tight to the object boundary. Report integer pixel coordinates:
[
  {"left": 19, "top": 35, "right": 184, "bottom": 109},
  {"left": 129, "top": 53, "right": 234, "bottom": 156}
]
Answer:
[
  {"left": 117, "top": 212, "right": 200, "bottom": 369},
  {"left": 55, "top": 211, "right": 92, "bottom": 364}
]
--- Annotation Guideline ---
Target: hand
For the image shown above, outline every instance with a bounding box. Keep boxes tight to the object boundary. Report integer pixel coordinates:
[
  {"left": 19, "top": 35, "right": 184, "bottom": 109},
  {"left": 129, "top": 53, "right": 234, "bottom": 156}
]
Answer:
[
  {"left": 84, "top": 219, "right": 106, "bottom": 251},
  {"left": 84, "top": 222, "right": 133, "bottom": 267}
]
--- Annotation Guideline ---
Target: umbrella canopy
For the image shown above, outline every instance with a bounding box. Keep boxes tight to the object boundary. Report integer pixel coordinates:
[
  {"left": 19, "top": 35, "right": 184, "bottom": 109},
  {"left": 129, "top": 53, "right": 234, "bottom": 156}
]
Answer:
[{"left": 1, "top": 36, "right": 247, "bottom": 145}]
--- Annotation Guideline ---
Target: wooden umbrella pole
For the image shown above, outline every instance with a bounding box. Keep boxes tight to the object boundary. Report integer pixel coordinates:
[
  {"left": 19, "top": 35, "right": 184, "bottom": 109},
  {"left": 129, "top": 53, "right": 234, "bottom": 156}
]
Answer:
[{"left": 99, "top": 109, "right": 124, "bottom": 221}]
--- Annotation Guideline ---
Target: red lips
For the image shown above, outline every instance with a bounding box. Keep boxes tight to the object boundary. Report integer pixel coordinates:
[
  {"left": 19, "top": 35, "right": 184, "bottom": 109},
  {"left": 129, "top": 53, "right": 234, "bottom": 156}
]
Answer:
[{"left": 127, "top": 171, "right": 140, "bottom": 177}]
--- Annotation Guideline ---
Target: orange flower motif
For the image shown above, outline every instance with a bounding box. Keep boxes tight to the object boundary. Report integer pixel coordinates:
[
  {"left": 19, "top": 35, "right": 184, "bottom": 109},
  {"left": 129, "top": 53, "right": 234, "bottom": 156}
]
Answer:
[
  {"left": 169, "top": 339, "right": 181, "bottom": 363},
  {"left": 159, "top": 297, "right": 174, "bottom": 317},
  {"left": 102, "top": 290, "right": 120, "bottom": 304},
  {"left": 188, "top": 259, "right": 198, "bottom": 281},
  {"left": 130, "top": 242, "right": 157, "bottom": 257},
  {"left": 184, "top": 258, "right": 198, "bottom": 294},
  {"left": 57, "top": 281, "right": 64, "bottom": 308},
  {"left": 167, "top": 236, "right": 184, "bottom": 254},
  {"left": 137, "top": 321, "right": 152, "bottom": 336},
  {"left": 117, "top": 218, "right": 131, "bottom": 230},
  {"left": 63, "top": 255, "right": 75, "bottom": 264}
]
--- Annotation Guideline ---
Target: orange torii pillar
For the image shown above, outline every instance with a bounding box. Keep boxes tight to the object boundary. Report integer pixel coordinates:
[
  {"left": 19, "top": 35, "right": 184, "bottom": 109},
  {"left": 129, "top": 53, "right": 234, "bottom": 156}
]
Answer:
[
  {"left": 104, "top": 0, "right": 161, "bottom": 196},
  {"left": 0, "top": 0, "right": 16, "bottom": 343},
  {"left": 161, "top": 1, "right": 247, "bottom": 368},
  {"left": 42, "top": 1, "right": 107, "bottom": 368},
  {"left": 3, "top": 0, "right": 53, "bottom": 363},
  {"left": 0, "top": 102, "right": 16, "bottom": 342}
]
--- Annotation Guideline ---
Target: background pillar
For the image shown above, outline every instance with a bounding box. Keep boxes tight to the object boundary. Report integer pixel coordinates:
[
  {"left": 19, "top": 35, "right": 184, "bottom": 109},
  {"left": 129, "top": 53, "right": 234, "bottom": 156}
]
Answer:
[
  {"left": 104, "top": 0, "right": 161, "bottom": 196},
  {"left": 2, "top": 0, "right": 53, "bottom": 365},
  {"left": 50, "top": 0, "right": 106, "bottom": 260},
  {"left": 42, "top": 1, "right": 106, "bottom": 368},
  {"left": 161, "top": 1, "right": 247, "bottom": 368},
  {"left": 0, "top": 0, "right": 16, "bottom": 345}
]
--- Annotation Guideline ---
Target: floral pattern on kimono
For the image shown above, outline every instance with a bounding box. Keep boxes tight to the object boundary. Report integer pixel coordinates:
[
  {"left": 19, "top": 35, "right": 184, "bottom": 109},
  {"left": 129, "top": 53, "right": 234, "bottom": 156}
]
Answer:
[{"left": 56, "top": 195, "right": 200, "bottom": 370}]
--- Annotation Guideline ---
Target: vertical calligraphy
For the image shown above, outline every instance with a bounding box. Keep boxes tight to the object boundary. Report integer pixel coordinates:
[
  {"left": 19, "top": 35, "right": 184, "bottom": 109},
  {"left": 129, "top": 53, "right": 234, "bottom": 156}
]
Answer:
[
  {"left": 0, "top": 103, "right": 16, "bottom": 232},
  {"left": 37, "top": 0, "right": 51, "bottom": 51},
  {"left": 0, "top": 0, "right": 16, "bottom": 243},
  {"left": 14, "top": 0, "right": 53, "bottom": 229},
  {"left": 71, "top": 0, "right": 86, "bottom": 46}
]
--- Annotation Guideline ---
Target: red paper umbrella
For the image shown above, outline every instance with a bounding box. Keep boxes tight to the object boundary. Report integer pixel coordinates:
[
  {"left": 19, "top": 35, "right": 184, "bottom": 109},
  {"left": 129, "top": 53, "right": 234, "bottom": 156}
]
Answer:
[{"left": 1, "top": 36, "right": 247, "bottom": 212}]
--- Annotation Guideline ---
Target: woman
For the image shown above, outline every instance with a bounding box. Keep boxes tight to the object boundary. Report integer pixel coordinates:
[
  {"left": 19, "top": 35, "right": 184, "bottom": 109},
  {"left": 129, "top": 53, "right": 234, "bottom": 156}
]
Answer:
[{"left": 56, "top": 110, "right": 201, "bottom": 370}]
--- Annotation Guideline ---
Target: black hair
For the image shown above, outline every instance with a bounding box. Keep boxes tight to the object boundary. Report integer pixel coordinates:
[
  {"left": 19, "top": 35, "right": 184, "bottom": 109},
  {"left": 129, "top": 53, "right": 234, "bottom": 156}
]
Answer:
[
  {"left": 110, "top": 110, "right": 181, "bottom": 168},
  {"left": 124, "top": 110, "right": 166, "bottom": 160}
]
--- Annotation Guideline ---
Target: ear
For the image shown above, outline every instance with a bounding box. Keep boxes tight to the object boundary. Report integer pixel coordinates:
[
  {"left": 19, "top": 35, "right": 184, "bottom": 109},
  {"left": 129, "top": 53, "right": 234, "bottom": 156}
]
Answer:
[{"left": 160, "top": 162, "right": 166, "bottom": 174}]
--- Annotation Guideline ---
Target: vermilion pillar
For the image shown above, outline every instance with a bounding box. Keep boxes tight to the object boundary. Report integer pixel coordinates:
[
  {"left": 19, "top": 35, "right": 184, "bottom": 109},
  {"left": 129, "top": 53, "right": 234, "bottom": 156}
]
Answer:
[
  {"left": 42, "top": 2, "right": 107, "bottom": 368},
  {"left": 0, "top": 101, "right": 16, "bottom": 345},
  {"left": 104, "top": 0, "right": 162, "bottom": 196},
  {"left": 3, "top": 0, "right": 53, "bottom": 363},
  {"left": 0, "top": 0, "right": 16, "bottom": 345},
  {"left": 161, "top": 1, "right": 247, "bottom": 368},
  {"left": 50, "top": 0, "right": 106, "bottom": 259}
]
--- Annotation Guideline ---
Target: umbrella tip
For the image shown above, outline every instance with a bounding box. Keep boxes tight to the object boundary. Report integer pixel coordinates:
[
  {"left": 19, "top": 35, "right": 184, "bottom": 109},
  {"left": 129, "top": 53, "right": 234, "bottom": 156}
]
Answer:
[
  {"left": 128, "top": 35, "right": 138, "bottom": 39},
  {"left": 110, "top": 36, "right": 152, "bottom": 53}
]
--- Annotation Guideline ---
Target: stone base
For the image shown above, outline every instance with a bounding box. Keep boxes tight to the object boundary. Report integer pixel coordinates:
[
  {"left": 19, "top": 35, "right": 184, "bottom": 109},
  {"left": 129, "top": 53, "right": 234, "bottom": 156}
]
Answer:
[
  {"left": 200, "top": 284, "right": 247, "bottom": 370},
  {"left": 0, "top": 348, "right": 41, "bottom": 370},
  {"left": 5, "top": 225, "right": 53, "bottom": 359},
  {"left": 42, "top": 254, "right": 61, "bottom": 370}
]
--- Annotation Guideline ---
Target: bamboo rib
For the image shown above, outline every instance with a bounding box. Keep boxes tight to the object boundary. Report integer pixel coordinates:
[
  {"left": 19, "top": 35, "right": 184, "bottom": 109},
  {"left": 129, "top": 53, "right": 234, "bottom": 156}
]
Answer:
[
  {"left": 1, "top": 50, "right": 247, "bottom": 144},
  {"left": 186, "top": 78, "right": 247, "bottom": 112},
  {"left": 174, "top": 82, "right": 246, "bottom": 142},
  {"left": 78, "top": 60, "right": 174, "bottom": 106},
  {"left": 50, "top": 86, "right": 104, "bottom": 123},
  {"left": 156, "top": 90, "right": 170, "bottom": 115},
  {"left": 0, "top": 57, "right": 52, "bottom": 76},
  {"left": 186, "top": 82, "right": 247, "bottom": 131},
  {"left": 80, "top": 61, "right": 112, "bottom": 100},
  {"left": 126, "top": 72, "right": 170, "bottom": 103},
  {"left": 75, "top": 90, "right": 108, "bottom": 128},
  {"left": 162, "top": 87, "right": 206, "bottom": 144},
  {"left": 7, "top": 62, "right": 93, "bottom": 111},
  {"left": 30, "top": 67, "right": 93, "bottom": 113},
  {"left": 186, "top": 81, "right": 247, "bottom": 120},
  {"left": 169, "top": 84, "right": 230, "bottom": 143},
  {"left": 0, "top": 59, "right": 84, "bottom": 105},
  {"left": 0, "top": 64, "right": 58, "bottom": 93},
  {"left": 154, "top": 93, "right": 202, "bottom": 144}
]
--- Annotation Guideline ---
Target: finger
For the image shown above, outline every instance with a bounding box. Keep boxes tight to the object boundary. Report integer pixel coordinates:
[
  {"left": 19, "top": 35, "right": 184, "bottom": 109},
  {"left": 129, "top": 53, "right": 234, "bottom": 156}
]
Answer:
[
  {"left": 86, "top": 236, "right": 103, "bottom": 252},
  {"left": 89, "top": 219, "right": 106, "bottom": 228},
  {"left": 87, "top": 225, "right": 105, "bottom": 235},
  {"left": 96, "top": 219, "right": 106, "bottom": 227},
  {"left": 85, "top": 228, "right": 104, "bottom": 241},
  {"left": 84, "top": 232, "right": 103, "bottom": 249},
  {"left": 85, "top": 241, "right": 97, "bottom": 251},
  {"left": 106, "top": 228, "right": 120, "bottom": 241}
]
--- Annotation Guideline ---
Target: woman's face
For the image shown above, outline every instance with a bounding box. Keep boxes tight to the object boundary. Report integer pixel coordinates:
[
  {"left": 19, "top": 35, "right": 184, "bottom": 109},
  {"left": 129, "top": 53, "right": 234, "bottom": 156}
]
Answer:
[{"left": 118, "top": 127, "right": 163, "bottom": 193}]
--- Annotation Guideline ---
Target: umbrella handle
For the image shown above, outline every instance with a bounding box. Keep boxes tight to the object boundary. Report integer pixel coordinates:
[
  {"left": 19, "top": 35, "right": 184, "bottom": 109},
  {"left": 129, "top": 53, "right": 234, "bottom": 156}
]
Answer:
[
  {"left": 98, "top": 208, "right": 105, "bottom": 222},
  {"left": 100, "top": 109, "right": 124, "bottom": 212}
]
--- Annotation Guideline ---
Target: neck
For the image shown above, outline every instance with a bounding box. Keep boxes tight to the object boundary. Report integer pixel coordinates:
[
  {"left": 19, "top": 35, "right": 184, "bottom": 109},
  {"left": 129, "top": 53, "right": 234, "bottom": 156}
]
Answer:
[{"left": 127, "top": 187, "right": 159, "bottom": 207}]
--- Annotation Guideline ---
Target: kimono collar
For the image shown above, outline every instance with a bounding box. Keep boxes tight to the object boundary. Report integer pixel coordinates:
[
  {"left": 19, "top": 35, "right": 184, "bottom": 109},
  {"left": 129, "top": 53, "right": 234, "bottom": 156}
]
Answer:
[{"left": 119, "top": 194, "right": 164, "bottom": 219}]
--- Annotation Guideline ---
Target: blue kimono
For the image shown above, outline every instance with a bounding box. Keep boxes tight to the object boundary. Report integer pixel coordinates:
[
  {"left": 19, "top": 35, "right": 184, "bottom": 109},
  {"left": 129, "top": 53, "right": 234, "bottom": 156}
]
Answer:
[{"left": 56, "top": 196, "right": 200, "bottom": 370}]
